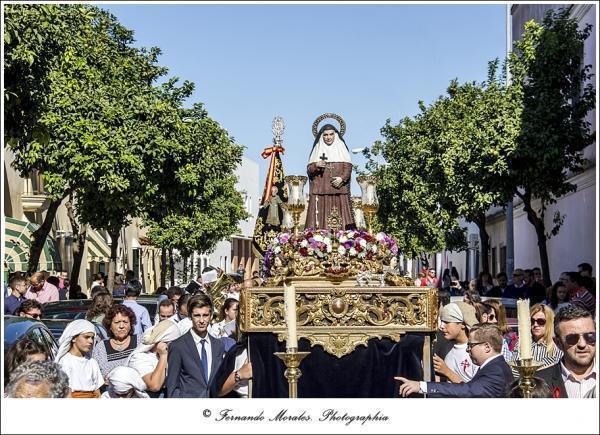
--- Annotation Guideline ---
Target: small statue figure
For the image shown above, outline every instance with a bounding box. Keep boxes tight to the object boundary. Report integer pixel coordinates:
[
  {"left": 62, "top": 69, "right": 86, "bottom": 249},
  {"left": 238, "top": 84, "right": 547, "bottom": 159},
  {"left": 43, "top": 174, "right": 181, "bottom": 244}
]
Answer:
[{"left": 262, "top": 185, "right": 285, "bottom": 226}]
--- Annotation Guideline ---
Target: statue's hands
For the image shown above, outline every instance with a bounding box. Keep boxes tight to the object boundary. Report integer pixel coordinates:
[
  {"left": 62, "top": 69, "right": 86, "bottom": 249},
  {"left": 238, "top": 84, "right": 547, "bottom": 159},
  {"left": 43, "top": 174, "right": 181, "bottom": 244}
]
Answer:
[
  {"left": 316, "top": 160, "right": 327, "bottom": 169},
  {"left": 331, "top": 177, "right": 343, "bottom": 188}
]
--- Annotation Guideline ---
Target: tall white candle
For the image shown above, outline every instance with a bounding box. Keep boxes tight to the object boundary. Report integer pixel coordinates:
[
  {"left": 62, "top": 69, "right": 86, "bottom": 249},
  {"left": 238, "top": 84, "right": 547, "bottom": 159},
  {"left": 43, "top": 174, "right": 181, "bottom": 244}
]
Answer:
[
  {"left": 284, "top": 283, "right": 298, "bottom": 349},
  {"left": 517, "top": 299, "right": 532, "bottom": 360}
]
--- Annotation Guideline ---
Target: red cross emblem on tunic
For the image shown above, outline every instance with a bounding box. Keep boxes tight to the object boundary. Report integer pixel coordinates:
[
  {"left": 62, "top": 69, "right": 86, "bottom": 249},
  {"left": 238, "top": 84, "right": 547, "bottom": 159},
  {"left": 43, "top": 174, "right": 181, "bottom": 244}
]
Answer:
[{"left": 460, "top": 359, "right": 471, "bottom": 373}]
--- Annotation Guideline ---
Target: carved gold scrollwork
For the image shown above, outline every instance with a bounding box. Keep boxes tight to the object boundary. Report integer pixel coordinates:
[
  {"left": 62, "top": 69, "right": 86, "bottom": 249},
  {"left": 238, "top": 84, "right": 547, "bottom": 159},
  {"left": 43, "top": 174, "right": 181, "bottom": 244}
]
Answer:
[{"left": 241, "top": 284, "right": 438, "bottom": 358}]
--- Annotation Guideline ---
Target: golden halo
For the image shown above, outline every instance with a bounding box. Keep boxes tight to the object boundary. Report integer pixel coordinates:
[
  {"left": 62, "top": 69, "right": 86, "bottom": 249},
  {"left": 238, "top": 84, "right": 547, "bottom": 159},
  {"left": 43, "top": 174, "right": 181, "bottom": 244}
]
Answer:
[{"left": 312, "top": 113, "right": 346, "bottom": 138}]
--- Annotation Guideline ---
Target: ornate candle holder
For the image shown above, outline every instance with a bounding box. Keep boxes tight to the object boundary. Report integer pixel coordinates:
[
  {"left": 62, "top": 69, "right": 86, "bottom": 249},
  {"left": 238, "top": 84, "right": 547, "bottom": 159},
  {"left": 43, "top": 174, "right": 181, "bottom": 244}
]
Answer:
[
  {"left": 274, "top": 349, "right": 311, "bottom": 398},
  {"left": 509, "top": 358, "right": 543, "bottom": 398},
  {"left": 284, "top": 175, "right": 307, "bottom": 236},
  {"left": 356, "top": 175, "right": 379, "bottom": 233}
]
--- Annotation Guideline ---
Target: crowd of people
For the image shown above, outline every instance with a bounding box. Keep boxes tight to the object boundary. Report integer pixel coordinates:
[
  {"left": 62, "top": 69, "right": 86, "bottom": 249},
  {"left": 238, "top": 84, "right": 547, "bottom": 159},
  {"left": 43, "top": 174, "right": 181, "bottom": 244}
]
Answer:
[
  {"left": 2, "top": 261, "right": 596, "bottom": 399},
  {"left": 406, "top": 262, "right": 596, "bottom": 398}
]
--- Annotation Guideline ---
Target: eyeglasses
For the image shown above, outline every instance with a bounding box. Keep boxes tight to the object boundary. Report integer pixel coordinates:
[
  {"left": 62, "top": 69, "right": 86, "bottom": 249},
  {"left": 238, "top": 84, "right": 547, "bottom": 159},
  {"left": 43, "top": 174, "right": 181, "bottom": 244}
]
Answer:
[
  {"left": 26, "top": 313, "right": 41, "bottom": 319},
  {"left": 563, "top": 332, "right": 596, "bottom": 347},
  {"left": 466, "top": 341, "right": 486, "bottom": 350},
  {"left": 531, "top": 318, "right": 546, "bottom": 326},
  {"left": 486, "top": 314, "right": 496, "bottom": 321}
]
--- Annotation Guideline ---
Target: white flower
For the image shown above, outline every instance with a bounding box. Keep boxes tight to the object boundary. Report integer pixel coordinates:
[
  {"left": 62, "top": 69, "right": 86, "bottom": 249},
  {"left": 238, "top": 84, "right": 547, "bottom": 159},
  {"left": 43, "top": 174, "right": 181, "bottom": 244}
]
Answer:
[
  {"left": 327, "top": 244, "right": 333, "bottom": 253},
  {"left": 371, "top": 245, "right": 378, "bottom": 253},
  {"left": 301, "top": 240, "right": 308, "bottom": 247},
  {"left": 314, "top": 234, "right": 323, "bottom": 242},
  {"left": 347, "top": 231, "right": 356, "bottom": 238},
  {"left": 338, "top": 246, "right": 346, "bottom": 255},
  {"left": 376, "top": 232, "right": 385, "bottom": 241},
  {"left": 339, "top": 235, "right": 347, "bottom": 243},
  {"left": 274, "top": 246, "right": 281, "bottom": 254},
  {"left": 359, "top": 239, "right": 367, "bottom": 247},
  {"left": 272, "top": 237, "right": 280, "bottom": 245},
  {"left": 349, "top": 247, "right": 357, "bottom": 256}
]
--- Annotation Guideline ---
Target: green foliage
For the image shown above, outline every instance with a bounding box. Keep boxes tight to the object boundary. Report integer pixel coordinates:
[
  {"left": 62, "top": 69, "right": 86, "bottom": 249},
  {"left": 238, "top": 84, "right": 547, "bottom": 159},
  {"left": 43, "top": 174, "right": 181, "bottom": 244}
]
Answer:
[
  {"left": 508, "top": 8, "right": 595, "bottom": 284},
  {"left": 371, "top": 61, "right": 518, "bottom": 258},
  {"left": 5, "top": 3, "right": 249, "bottom": 271},
  {"left": 508, "top": 8, "right": 595, "bottom": 205},
  {"left": 144, "top": 99, "right": 248, "bottom": 256}
]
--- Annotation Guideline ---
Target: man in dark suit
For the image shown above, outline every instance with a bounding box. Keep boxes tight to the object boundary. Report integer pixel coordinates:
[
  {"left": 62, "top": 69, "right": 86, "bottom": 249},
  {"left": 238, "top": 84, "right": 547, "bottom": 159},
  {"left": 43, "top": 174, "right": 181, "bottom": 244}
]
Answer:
[
  {"left": 166, "top": 294, "right": 225, "bottom": 398},
  {"left": 396, "top": 323, "right": 514, "bottom": 398},
  {"left": 537, "top": 305, "right": 596, "bottom": 398},
  {"left": 503, "top": 268, "right": 530, "bottom": 299}
]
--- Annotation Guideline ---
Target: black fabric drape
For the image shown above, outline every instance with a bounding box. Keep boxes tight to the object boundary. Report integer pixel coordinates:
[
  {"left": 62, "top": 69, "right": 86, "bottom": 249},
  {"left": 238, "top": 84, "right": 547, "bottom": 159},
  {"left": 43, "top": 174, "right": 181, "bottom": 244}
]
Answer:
[{"left": 246, "top": 333, "right": 426, "bottom": 398}]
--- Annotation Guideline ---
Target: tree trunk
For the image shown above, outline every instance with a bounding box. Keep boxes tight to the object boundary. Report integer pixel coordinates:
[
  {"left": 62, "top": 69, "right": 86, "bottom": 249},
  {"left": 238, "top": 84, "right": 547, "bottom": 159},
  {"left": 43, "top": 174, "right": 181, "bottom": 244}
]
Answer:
[
  {"left": 168, "top": 248, "right": 175, "bottom": 286},
  {"left": 65, "top": 195, "right": 87, "bottom": 299},
  {"left": 473, "top": 214, "right": 490, "bottom": 273},
  {"left": 518, "top": 190, "right": 552, "bottom": 286},
  {"left": 160, "top": 248, "right": 167, "bottom": 287},
  {"left": 107, "top": 229, "right": 121, "bottom": 292},
  {"left": 140, "top": 247, "right": 147, "bottom": 294},
  {"left": 27, "top": 197, "right": 64, "bottom": 275}
]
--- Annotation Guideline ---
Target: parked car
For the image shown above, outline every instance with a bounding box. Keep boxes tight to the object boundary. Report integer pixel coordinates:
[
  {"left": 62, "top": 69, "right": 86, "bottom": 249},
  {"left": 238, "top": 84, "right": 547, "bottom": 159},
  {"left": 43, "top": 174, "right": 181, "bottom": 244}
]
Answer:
[
  {"left": 42, "top": 297, "right": 158, "bottom": 322},
  {"left": 4, "top": 315, "right": 59, "bottom": 359},
  {"left": 40, "top": 318, "right": 108, "bottom": 343}
]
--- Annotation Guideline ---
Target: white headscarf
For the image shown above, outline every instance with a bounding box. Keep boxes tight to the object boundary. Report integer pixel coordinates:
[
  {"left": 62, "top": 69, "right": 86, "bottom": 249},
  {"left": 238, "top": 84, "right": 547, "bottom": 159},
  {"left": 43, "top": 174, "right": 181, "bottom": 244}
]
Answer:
[
  {"left": 54, "top": 319, "right": 96, "bottom": 363},
  {"left": 308, "top": 130, "right": 352, "bottom": 164},
  {"left": 127, "top": 319, "right": 181, "bottom": 360},
  {"left": 105, "top": 366, "right": 149, "bottom": 398}
]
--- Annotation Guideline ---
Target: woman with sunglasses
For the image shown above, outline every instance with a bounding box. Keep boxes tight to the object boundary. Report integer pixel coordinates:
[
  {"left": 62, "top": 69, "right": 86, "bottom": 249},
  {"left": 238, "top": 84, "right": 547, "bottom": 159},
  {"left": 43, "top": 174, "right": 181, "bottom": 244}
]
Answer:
[{"left": 511, "top": 304, "right": 563, "bottom": 375}]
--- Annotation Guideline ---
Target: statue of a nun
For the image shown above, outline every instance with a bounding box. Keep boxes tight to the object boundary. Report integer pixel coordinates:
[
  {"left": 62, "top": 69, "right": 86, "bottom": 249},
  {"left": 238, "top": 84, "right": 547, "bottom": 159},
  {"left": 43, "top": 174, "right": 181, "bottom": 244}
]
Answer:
[{"left": 305, "top": 113, "right": 355, "bottom": 230}]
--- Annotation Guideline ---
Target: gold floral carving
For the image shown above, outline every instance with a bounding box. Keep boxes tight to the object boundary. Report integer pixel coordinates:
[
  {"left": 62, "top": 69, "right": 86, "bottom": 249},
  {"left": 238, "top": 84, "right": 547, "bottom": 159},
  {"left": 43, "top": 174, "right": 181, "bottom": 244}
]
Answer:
[{"left": 240, "top": 284, "right": 438, "bottom": 358}]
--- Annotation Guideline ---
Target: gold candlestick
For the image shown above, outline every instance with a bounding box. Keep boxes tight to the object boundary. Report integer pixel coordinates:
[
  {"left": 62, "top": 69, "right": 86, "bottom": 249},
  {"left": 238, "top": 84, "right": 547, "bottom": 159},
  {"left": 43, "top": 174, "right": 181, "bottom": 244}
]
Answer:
[
  {"left": 274, "top": 349, "right": 311, "bottom": 398},
  {"left": 287, "top": 203, "right": 305, "bottom": 237},
  {"left": 361, "top": 203, "right": 378, "bottom": 234},
  {"left": 509, "top": 358, "right": 543, "bottom": 398}
]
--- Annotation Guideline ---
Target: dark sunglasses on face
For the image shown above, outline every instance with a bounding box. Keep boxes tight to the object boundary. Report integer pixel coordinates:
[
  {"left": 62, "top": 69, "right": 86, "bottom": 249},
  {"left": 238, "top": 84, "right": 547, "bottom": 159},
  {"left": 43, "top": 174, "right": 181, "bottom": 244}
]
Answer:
[
  {"left": 26, "top": 313, "right": 41, "bottom": 319},
  {"left": 563, "top": 332, "right": 596, "bottom": 347},
  {"left": 486, "top": 314, "right": 496, "bottom": 321},
  {"left": 531, "top": 318, "right": 546, "bottom": 326}
]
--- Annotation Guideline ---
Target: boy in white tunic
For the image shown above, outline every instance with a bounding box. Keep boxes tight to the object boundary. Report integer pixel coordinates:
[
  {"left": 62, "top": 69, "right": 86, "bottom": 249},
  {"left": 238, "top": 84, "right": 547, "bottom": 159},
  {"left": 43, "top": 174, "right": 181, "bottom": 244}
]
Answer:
[
  {"left": 55, "top": 319, "right": 104, "bottom": 397},
  {"left": 433, "top": 302, "right": 480, "bottom": 383}
]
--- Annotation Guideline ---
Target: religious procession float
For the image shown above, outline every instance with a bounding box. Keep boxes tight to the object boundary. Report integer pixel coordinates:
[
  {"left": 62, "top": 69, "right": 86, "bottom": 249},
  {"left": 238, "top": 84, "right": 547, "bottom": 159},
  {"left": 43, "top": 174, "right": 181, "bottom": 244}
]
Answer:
[{"left": 239, "top": 114, "right": 439, "bottom": 398}]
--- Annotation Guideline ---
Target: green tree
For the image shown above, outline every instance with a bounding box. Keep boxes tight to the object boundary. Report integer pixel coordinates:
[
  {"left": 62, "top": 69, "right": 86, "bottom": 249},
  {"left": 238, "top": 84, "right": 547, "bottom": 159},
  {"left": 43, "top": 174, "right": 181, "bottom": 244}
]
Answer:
[
  {"left": 372, "top": 61, "right": 520, "bottom": 273},
  {"left": 4, "top": 4, "right": 168, "bottom": 282},
  {"left": 434, "top": 61, "right": 520, "bottom": 272},
  {"left": 371, "top": 107, "right": 467, "bottom": 260},
  {"left": 508, "top": 8, "right": 595, "bottom": 285},
  {"left": 144, "top": 101, "right": 248, "bottom": 286}
]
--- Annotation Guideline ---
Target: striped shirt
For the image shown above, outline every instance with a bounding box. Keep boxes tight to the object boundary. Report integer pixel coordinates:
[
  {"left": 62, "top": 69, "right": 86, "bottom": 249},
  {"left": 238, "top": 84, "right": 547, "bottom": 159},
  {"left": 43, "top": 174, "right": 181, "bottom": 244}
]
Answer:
[
  {"left": 561, "top": 360, "right": 597, "bottom": 398},
  {"left": 511, "top": 340, "right": 563, "bottom": 377},
  {"left": 570, "top": 289, "right": 596, "bottom": 316},
  {"left": 92, "top": 335, "right": 140, "bottom": 378}
]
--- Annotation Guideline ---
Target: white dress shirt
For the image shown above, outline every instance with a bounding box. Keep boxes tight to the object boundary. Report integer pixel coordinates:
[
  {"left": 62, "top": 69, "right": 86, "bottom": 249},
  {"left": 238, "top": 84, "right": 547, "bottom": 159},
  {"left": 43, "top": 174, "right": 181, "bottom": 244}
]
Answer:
[
  {"left": 190, "top": 329, "right": 212, "bottom": 381},
  {"left": 561, "top": 359, "right": 597, "bottom": 398}
]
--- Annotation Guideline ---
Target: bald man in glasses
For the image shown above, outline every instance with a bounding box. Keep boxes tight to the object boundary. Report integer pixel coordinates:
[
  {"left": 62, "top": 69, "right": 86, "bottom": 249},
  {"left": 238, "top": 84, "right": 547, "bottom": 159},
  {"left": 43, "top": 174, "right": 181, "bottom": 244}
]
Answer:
[{"left": 537, "top": 305, "right": 596, "bottom": 398}]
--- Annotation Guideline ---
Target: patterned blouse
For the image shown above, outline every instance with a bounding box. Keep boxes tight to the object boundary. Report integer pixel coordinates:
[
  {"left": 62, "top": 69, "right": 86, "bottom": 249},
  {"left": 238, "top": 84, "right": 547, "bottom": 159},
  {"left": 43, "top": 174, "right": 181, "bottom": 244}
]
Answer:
[
  {"left": 510, "top": 339, "right": 563, "bottom": 377},
  {"left": 92, "top": 334, "right": 140, "bottom": 378}
]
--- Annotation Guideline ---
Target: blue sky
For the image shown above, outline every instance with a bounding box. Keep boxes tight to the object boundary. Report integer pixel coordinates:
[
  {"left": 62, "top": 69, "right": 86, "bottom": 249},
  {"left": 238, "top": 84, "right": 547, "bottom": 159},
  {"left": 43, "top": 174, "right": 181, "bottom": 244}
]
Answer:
[{"left": 103, "top": 2, "right": 507, "bottom": 195}]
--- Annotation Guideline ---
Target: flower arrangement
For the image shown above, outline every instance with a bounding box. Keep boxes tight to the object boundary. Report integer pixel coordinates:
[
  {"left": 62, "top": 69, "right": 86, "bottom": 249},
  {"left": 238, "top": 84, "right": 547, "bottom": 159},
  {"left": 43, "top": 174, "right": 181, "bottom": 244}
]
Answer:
[
  {"left": 335, "top": 230, "right": 398, "bottom": 260},
  {"left": 263, "top": 228, "right": 399, "bottom": 278}
]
